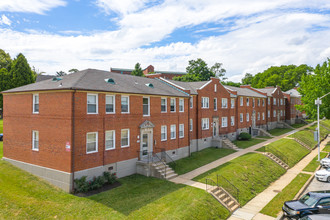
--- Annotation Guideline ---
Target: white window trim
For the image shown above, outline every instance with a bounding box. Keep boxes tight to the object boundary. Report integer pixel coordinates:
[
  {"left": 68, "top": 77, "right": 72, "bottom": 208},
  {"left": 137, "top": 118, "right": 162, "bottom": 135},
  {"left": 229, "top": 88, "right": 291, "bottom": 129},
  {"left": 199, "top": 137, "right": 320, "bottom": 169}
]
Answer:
[
  {"left": 121, "top": 129, "right": 130, "bottom": 148},
  {"left": 179, "top": 124, "right": 184, "bottom": 138},
  {"left": 246, "top": 98, "right": 250, "bottom": 106},
  {"left": 170, "top": 125, "right": 176, "bottom": 139},
  {"left": 190, "top": 97, "right": 193, "bottom": 109},
  {"left": 214, "top": 98, "right": 217, "bottom": 111},
  {"left": 258, "top": 112, "right": 260, "bottom": 120},
  {"left": 222, "top": 98, "right": 228, "bottom": 109},
  {"left": 231, "top": 98, "right": 235, "bottom": 108},
  {"left": 143, "top": 96, "right": 150, "bottom": 116},
  {"left": 121, "top": 95, "right": 130, "bottom": 114},
  {"left": 231, "top": 116, "right": 235, "bottom": 126},
  {"left": 32, "top": 130, "right": 39, "bottom": 151},
  {"left": 221, "top": 117, "right": 228, "bottom": 128},
  {"left": 214, "top": 84, "right": 217, "bottom": 92},
  {"left": 240, "top": 97, "right": 243, "bottom": 106},
  {"left": 240, "top": 113, "right": 243, "bottom": 122},
  {"left": 86, "top": 132, "right": 98, "bottom": 154},
  {"left": 161, "top": 97, "right": 167, "bottom": 113},
  {"left": 190, "top": 119, "right": 193, "bottom": 131},
  {"left": 87, "top": 93, "right": 98, "bottom": 114},
  {"left": 105, "top": 130, "right": 115, "bottom": 150},
  {"left": 202, "top": 97, "right": 209, "bottom": 109},
  {"left": 246, "top": 113, "right": 249, "bottom": 122},
  {"left": 105, "top": 95, "right": 115, "bottom": 114},
  {"left": 33, "top": 94, "right": 39, "bottom": 114},
  {"left": 202, "top": 118, "right": 209, "bottom": 130},
  {"left": 170, "top": 98, "right": 176, "bottom": 112},
  {"left": 262, "top": 112, "right": 265, "bottom": 120},
  {"left": 268, "top": 110, "right": 270, "bottom": 118},
  {"left": 179, "top": 98, "right": 184, "bottom": 112},
  {"left": 161, "top": 125, "right": 167, "bottom": 141}
]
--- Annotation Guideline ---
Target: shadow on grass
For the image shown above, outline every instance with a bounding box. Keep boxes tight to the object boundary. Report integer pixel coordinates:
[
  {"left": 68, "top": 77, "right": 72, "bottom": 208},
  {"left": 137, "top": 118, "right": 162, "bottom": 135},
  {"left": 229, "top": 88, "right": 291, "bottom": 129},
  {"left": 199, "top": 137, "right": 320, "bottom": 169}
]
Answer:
[{"left": 88, "top": 174, "right": 184, "bottom": 216}]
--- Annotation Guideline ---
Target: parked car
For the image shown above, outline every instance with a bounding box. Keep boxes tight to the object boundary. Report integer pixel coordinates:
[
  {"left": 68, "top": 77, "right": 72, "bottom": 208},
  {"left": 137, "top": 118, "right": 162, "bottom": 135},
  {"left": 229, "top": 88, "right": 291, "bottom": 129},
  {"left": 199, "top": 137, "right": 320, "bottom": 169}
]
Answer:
[
  {"left": 0, "top": 133, "right": 2, "bottom": 141},
  {"left": 282, "top": 191, "right": 330, "bottom": 219},
  {"left": 300, "top": 214, "right": 330, "bottom": 220},
  {"left": 320, "top": 156, "right": 330, "bottom": 168},
  {"left": 315, "top": 168, "right": 330, "bottom": 182}
]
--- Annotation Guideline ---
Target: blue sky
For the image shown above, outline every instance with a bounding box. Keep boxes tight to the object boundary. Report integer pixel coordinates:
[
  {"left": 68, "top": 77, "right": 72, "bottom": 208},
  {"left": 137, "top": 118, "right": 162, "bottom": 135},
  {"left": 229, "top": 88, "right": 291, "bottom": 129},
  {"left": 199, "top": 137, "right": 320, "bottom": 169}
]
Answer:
[{"left": 1, "top": 0, "right": 330, "bottom": 82}]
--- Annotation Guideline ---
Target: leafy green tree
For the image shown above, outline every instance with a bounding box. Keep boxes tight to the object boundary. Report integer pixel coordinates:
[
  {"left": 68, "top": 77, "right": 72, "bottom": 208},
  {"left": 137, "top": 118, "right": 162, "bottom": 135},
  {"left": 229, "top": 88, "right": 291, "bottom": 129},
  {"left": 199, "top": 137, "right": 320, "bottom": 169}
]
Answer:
[
  {"left": 0, "top": 49, "right": 12, "bottom": 71},
  {"left": 68, "top": 68, "right": 79, "bottom": 74},
  {"left": 56, "top": 71, "right": 67, "bottom": 76},
  {"left": 131, "top": 63, "right": 144, "bottom": 77},
  {"left": 222, "top": 81, "right": 241, "bottom": 87},
  {"left": 0, "top": 68, "right": 11, "bottom": 109},
  {"left": 241, "top": 73, "right": 253, "bottom": 85},
  {"left": 297, "top": 59, "right": 330, "bottom": 119},
  {"left": 9, "top": 53, "right": 35, "bottom": 88},
  {"left": 210, "top": 62, "right": 227, "bottom": 81}
]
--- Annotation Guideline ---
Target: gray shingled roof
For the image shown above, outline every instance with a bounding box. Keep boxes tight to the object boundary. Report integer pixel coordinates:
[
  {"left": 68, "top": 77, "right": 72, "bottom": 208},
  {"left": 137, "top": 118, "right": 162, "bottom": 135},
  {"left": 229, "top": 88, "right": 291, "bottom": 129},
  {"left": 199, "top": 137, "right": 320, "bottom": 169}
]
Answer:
[
  {"left": 163, "top": 79, "right": 210, "bottom": 95},
  {"left": 256, "top": 88, "right": 276, "bottom": 96},
  {"left": 3, "top": 69, "right": 189, "bottom": 97},
  {"left": 36, "top": 75, "right": 55, "bottom": 82},
  {"left": 284, "top": 89, "right": 301, "bottom": 97},
  {"left": 225, "top": 85, "right": 266, "bottom": 98}
]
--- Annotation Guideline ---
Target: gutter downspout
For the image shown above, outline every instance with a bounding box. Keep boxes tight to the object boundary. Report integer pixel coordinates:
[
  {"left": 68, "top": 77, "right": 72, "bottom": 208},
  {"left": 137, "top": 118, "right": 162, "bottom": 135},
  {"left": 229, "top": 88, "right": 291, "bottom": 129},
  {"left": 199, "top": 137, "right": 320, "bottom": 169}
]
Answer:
[{"left": 71, "top": 90, "right": 76, "bottom": 193}]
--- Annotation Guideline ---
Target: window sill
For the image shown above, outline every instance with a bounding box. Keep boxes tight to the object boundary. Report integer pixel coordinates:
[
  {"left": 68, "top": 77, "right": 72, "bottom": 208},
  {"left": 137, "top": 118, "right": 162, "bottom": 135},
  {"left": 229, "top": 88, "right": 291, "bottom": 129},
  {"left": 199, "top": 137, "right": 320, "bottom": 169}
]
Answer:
[
  {"left": 32, "top": 112, "right": 39, "bottom": 114},
  {"left": 179, "top": 136, "right": 184, "bottom": 138},
  {"left": 105, "top": 148, "right": 115, "bottom": 151},
  {"left": 87, "top": 112, "right": 98, "bottom": 115},
  {"left": 121, "top": 112, "right": 130, "bottom": 114},
  {"left": 86, "top": 150, "right": 98, "bottom": 154},
  {"left": 106, "top": 112, "right": 116, "bottom": 114},
  {"left": 32, "top": 149, "right": 39, "bottom": 152},
  {"left": 143, "top": 115, "right": 150, "bottom": 117},
  {"left": 121, "top": 145, "right": 130, "bottom": 148},
  {"left": 161, "top": 139, "right": 167, "bottom": 142},
  {"left": 170, "top": 138, "right": 176, "bottom": 140},
  {"left": 202, "top": 128, "right": 209, "bottom": 130},
  {"left": 161, "top": 111, "right": 167, "bottom": 113}
]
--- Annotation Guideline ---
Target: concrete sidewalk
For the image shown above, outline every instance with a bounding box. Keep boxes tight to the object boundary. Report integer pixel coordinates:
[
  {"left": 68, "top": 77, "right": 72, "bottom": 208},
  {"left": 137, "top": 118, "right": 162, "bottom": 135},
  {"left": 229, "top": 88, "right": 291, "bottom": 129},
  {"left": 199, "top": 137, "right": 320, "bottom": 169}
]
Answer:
[{"left": 229, "top": 135, "right": 330, "bottom": 220}]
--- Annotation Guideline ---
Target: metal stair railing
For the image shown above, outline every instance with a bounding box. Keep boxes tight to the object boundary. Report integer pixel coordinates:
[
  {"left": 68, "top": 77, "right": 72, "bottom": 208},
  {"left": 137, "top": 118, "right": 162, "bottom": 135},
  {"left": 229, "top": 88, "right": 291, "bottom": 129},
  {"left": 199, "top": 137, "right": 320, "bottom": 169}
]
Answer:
[
  {"left": 156, "top": 147, "right": 176, "bottom": 170},
  {"left": 152, "top": 151, "right": 168, "bottom": 179},
  {"left": 205, "top": 178, "right": 219, "bottom": 192},
  {"left": 264, "top": 145, "right": 288, "bottom": 166},
  {"left": 292, "top": 133, "right": 314, "bottom": 150},
  {"left": 217, "top": 175, "right": 240, "bottom": 203}
]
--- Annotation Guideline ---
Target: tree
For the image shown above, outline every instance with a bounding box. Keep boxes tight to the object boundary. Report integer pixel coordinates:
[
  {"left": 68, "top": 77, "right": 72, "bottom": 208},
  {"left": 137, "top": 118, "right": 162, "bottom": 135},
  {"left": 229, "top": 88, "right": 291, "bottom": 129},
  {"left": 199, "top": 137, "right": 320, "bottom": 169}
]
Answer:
[
  {"left": 0, "top": 49, "right": 12, "bottom": 71},
  {"left": 241, "top": 73, "right": 253, "bottom": 85},
  {"left": 68, "top": 68, "right": 79, "bottom": 74},
  {"left": 9, "top": 53, "right": 35, "bottom": 88},
  {"left": 222, "top": 81, "right": 241, "bottom": 87},
  {"left": 56, "top": 71, "right": 67, "bottom": 76},
  {"left": 297, "top": 59, "right": 330, "bottom": 119},
  {"left": 0, "top": 68, "right": 11, "bottom": 109},
  {"left": 210, "top": 62, "right": 227, "bottom": 81},
  {"left": 131, "top": 63, "right": 144, "bottom": 77}
]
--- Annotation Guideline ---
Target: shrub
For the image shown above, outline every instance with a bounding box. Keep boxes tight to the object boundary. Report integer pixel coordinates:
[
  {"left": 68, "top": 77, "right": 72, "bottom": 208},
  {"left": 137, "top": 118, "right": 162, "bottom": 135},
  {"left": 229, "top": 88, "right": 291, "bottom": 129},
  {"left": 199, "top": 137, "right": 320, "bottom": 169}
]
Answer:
[
  {"left": 239, "top": 132, "right": 251, "bottom": 140},
  {"left": 103, "top": 172, "right": 117, "bottom": 184},
  {"left": 74, "top": 176, "right": 89, "bottom": 193},
  {"left": 74, "top": 172, "right": 117, "bottom": 193}
]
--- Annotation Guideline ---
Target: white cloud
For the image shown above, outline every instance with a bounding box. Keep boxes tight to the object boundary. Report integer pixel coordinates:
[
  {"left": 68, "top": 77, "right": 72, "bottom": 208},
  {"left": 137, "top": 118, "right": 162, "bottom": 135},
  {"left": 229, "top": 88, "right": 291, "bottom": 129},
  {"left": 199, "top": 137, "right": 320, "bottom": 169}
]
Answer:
[
  {"left": 0, "top": 15, "right": 11, "bottom": 26},
  {"left": 0, "top": 0, "right": 66, "bottom": 14},
  {"left": 95, "top": 0, "right": 150, "bottom": 15}
]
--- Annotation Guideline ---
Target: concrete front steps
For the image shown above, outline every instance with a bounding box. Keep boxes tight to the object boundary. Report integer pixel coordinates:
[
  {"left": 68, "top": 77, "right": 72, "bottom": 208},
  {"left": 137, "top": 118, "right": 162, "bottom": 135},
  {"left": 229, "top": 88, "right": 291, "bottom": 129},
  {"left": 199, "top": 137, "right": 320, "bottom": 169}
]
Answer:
[
  {"left": 208, "top": 186, "right": 240, "bottom": 212},
  {"left": 222, "top": 138, "right": 240, "bottom": 151},
  {"left": 152, "top": 161, "right": 178, "bottom": 180},
  {"left": 257, "top": 128, "right": 274, "bottom": 137},
  {"left": 277, "top": 121, "right": 295, "bottom": 129},
  {"left": 263, "top": 152, "right": 289, "bottom": 170},
  {"left": 294, "top": 138, "right": 312, "bottom": 151}
]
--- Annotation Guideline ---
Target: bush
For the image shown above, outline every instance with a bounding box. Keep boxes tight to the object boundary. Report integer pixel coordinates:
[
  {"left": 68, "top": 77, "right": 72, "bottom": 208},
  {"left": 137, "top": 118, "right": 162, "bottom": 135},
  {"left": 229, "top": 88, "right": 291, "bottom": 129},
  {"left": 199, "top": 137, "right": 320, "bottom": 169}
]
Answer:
[
  {"left": 74, "top": 176, "right": 89, "bottom": 193},
  {"left": 74, "top": 172, "right": 117, "bottom": 193},
  {"left": 103, "top": 172, "right": 117, "bottom": 184},
  {"left": 238, "top": 132, "right": 251, "bottom": 140}
]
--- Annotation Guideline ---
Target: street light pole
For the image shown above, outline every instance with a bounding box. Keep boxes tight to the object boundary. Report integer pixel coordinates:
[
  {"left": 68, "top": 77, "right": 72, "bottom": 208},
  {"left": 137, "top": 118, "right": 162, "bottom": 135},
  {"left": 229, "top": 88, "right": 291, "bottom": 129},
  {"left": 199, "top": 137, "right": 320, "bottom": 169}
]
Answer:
[{"left": 316, "top": 92, "right": 330, "bottom": 161}]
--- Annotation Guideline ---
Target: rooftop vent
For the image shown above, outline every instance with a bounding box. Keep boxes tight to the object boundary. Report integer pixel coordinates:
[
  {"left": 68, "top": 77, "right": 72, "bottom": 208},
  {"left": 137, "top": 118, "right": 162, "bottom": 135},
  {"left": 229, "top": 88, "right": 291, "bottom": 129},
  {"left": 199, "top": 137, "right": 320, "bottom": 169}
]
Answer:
[
  {"left": 52, "top": 77, "right": 62, "bottom": 81},
  {"left": 146, "top": 83, "right": 154, "bottom": 88},
  {"left": 105, "top": 78, "right": 115, "bottom": 84}
]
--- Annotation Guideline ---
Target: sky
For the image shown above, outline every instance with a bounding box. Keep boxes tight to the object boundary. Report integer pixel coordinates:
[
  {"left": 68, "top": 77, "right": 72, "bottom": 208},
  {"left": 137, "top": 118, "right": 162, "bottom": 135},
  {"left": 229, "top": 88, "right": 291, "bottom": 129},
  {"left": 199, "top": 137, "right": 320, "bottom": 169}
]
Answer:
[{"left": 1, "top": 0, "right": 330, "bottom": 82}]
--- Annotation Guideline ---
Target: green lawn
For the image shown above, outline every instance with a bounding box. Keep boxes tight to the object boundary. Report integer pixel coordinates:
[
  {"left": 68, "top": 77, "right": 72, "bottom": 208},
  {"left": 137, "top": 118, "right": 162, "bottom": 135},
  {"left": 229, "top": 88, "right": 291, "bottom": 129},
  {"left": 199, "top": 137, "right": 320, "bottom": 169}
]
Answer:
[
  {"left": 290, "top": 130, "right": 317, "bottom": 149},
  {"left": 0, "top": 142, "right": 230, "bottom": 219},
  {"left": 323, "top": 143, "right": 330, "bottom": 152},
  {"left": 169, "top": 147, "right": 236, "bottom": 175},
  {"left": 193, "top": 153, "right": 286, "bottom": 206},
  {"left": 260, "top": 173, "right": 311, "bottom": 217},
  {"left": 257, "top": 139, "right": 310, "bottom": 167},
  {"left": 268, "top": 128, "right": 293, "bottom": 136},
  {"left": 303, "top": 152, "right": 328, "bottom": 172},
  {"left": 307, "top": 124, "right": 329, "bottom": 139},
  {"left": 291, "top": 123, "right": 306, "bottom": 129},
  {"left": 232, "top": 138, "right": 266, "bottom": 149},
  {"left": 256, "top": 136, "right": 273, "bottom": 139},
  {"left": 0, "top": 119, "right": 2, "bottom": 133}
]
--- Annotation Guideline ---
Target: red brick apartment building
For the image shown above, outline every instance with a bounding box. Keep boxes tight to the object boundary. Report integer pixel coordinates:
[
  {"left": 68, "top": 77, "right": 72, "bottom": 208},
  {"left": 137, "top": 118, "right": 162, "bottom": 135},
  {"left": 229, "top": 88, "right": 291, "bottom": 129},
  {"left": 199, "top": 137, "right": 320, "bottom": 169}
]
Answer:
[
  {"left": 110, "top": 64, "right": 186, "bottom": 79},
  {"left": 2, "top": 69, "right": 303, "bottom": 192},
  {"left": 283, "top": 88, "right": 304, "bottom": 124}
]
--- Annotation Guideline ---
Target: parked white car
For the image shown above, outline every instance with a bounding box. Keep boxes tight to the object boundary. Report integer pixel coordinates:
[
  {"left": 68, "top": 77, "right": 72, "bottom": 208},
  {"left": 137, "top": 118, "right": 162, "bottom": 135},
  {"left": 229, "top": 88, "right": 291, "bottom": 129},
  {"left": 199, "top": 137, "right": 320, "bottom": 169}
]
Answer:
[
  {"left": 320, "top": 156, "right": 330, "bottom": 168},
  {"left": 315, "top": 167, "right": 330, "bottom": 182}
]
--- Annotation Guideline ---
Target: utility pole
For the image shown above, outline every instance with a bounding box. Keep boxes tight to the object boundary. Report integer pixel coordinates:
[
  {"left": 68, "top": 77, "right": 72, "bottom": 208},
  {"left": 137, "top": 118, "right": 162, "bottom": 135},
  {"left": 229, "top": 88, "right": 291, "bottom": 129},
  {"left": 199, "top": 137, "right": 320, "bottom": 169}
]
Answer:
[{"left": 316, "top": 92, "right": 330, "bottom": 161}]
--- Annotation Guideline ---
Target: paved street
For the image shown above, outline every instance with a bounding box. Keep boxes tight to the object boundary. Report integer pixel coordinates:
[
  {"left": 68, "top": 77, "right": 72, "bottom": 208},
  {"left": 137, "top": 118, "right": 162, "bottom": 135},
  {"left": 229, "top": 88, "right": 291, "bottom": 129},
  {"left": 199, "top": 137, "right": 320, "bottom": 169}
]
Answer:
[{"left": 304, "top": 169, "right": 330, "bottom": 193}]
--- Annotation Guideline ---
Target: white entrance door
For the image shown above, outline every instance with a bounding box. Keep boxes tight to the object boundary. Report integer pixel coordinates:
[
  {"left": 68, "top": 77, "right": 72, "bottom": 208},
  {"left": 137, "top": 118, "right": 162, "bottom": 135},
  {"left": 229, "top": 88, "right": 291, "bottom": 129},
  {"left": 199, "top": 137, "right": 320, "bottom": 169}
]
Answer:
[
  {"left": 252, "top": 111, "right": 256, "bottom": 128},
  {"left": 213, "top": 118, "right": 219, "bottom": 137},
  {"left": 140, "top": 130, "right": 153, "bottom": 159}
]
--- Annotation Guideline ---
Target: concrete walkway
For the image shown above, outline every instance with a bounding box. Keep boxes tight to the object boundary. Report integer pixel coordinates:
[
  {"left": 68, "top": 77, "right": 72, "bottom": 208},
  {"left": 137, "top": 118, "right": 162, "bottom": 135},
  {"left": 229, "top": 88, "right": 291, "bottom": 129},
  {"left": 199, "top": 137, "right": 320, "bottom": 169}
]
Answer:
[{"left": 229, "top": 135, "right": 330, "bottom": 220}]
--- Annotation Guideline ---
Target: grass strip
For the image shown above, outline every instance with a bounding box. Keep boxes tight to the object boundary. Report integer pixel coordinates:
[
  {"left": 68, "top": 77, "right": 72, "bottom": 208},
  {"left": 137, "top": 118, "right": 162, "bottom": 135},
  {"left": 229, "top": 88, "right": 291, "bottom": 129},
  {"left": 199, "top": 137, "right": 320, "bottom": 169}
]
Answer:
[
  {"left": 268, "top": 128, "right": 293, "bottom": 136},
  {"left": 232, "top": 138, "right": 266, "bottom": 149},
  {"left": 303, "top": 152, "right": 328, "bottom": 172},
  {"left": 260, "top": 173, "right": 311, "bottom": 217},
  {"left": 169, "top": 147, "right": 236, "bottom": 175},
  {"left": 291, "top": 123, "right": 306, "bottom": 129}
]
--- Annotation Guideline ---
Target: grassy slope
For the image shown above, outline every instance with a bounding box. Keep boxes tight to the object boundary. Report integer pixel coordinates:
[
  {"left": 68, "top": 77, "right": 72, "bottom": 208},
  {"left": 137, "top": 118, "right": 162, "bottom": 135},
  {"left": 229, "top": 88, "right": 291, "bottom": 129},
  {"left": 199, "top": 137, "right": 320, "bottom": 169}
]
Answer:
[
  {"left": 290, "top": 130, "right": 317, "bottom": 148},
  {"left": 303, "top": 152, "right": 328, "bottom": 172},
  {"left": 323, "top": 143, "right": 330, "bottom": 152},
  {"left": 232, "top": 138, "right": 266, "bottom": 149},
  {"left": 170, "top": 147, "right": 236, "bottom": 175},
  {"left": 291, "top": 123, "right": 306, "bottom": 129},
  {"left": 193, "top": 153, "right": 286, "bottom": 205},
  {"left": 260, "top": 173, "right": 311, "bottom": 217},
  {"left": 258, "top": 138, "right": 310, "bottom": 167},
  {"left": 268, "top": 128, "right": 293, "bottom": 136},
  {"left": 0, "top": 119, "right": 2, "bottom": 133}
]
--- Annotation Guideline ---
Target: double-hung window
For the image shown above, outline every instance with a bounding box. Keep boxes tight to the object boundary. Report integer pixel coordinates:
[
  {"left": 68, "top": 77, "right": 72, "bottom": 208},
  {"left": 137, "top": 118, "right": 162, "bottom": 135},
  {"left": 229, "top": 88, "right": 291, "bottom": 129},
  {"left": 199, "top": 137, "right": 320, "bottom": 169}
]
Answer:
[
  {"left": 246, "top": 98, "right": 250, "bottom": 106},
  {"left": 262, "top": 112, "right": 265, "bottom": 120},
  {"left": 258, "top": 112, "right": 260, "bottom": 120},
  {"left": 170, "top": 98, "right": 176, "bottom": 112},
  {"left": 202, "top": 97, "right": 209, "bottom": 108},
  {"left": 214, "top": 98, "right": 217, "bottom": 111},
  {"left": 273, "top": 98, "right": 276, "bottom": 105},
  {"left": 280, "top": 99, "right": 283, "bottom": 105},
  {"left": 106, "top": 95, "right": 115, "bottom": 113},
  {"left": 86, "top": 132, "right": 98, "bottom": 153},
  {"left": 240, "top": 97, "right": 243, "bottom": 106},
  {"left": 231, "top": 116, "right": 235, "bottom": 126},
  {"left": 202, "top": 118, "right": 209, "bottom": 130},
  {"left": 246, "top": 113, "right": 249, "bottom": 122},
  {"left": 179, "top": 124, "right": 184, "bottom": 138},
  {"left": 143, "top": 97, "right": 150, "bottom": 116},
  {"left": 161, "top": 125, "right": 167, "bottom": 141},
  {"left": 87, "top": 94, "right": 98, "bottom": 114},
  {"left": 221, "top": 98, "right": 228, "bottom": 108},
  {"left": 105, "top": 130, "right": 115, "bottom": 150},
  {"left": 268, "top": 97, "right": 270, "bottom": 105},
  {"left": 240, "top": 113, "right": 243, "bottom": 122},
  {"left": 161, "top": 98, "right": 167, "bottom": 112},
  {"left": 221, "top": 117, "right": 227, "bottom": 128},
  {"left": 262, "top": 99, "right": 265, "bottom": 106},
  {"left": 33, "top": 94, "right": 39, "bottom": 113},
  {"left": 258, "top": 99, "right": 260, "bottom": 106},
  {"left": 268, "top": 110, "right": 270, "bottom": 118},
  {"left": 179, "top": 98, "right": 184, "bottom": 112},
  {"left": 121, "top": 129, "right": 130, "bottom": 147},
  {"left": 273, "top": 110, "right": 276, "bottom": 117},
  {"left": 231, "top": 98, "right": 235, "bottom": 108},
  {"left": 189, "top": 119, "right": 193, "bottom": 131},
  {"left": 190, "top": 97, "right": 193, "bottom": 108},
  {"left": 32, "top": 130, "right": 39, "bottom": 151},
  {"left": 121, "top": 96, "right": 129, "bottom": 113},
  {"left": 280, "top": 110, "right": 283, "bottom": 116},
  {"left": 170, "top": 125, "right": 176, "bottom": 139},
  {"left": 252, "top": 98, "right": 255, "bottom": 108}
]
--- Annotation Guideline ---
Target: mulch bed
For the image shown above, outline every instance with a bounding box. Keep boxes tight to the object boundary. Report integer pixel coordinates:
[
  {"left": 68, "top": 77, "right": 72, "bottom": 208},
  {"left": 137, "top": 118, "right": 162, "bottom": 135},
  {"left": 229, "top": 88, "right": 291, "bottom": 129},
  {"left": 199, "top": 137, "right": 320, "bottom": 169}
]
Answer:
[{"left": 75, "top": 181, "right": 121, "bottom": 197}]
